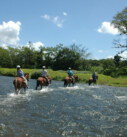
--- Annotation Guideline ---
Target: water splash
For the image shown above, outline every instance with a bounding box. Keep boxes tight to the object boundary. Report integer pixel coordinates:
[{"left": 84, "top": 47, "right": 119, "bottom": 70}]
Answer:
[
  {"left": 38, "top": 87, "right": 54, "bottom": 93},
  {"left": 0, "top": 76, "right": 127, "bottom": 137},
  {"left": 115, "top": 96, "right": 127, "bottom": 101},
  {"left": 93, "top": 94, "right": 103, "bottom": 100}
]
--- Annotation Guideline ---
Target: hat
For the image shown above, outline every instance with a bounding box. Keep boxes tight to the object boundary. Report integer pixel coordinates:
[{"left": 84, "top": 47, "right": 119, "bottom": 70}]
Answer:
[
  {"left": 42, "top": 66, "right": 46, "bottom": 69},
  {"left": 68, "top": 67, "right": 71, "bottom": 70},
  {"left": 17, "top": 65, "right": 21, "bottom": 68}
]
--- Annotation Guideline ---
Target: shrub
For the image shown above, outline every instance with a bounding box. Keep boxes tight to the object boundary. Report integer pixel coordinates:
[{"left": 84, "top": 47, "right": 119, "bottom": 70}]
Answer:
[{"left": 31, "top": 71, "right": 41, "bottom": 79}]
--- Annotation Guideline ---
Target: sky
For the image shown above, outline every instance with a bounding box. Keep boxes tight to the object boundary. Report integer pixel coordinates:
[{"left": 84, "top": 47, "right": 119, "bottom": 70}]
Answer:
[{"left": 0, "top": 0, "right": 127, "bottom": 59}]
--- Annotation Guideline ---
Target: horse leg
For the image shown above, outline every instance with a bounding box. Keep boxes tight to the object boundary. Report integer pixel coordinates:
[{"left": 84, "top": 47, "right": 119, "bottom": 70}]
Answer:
[
  {"left": 89, "top": 80, "right": 91, "bottom": 86},
  {"left": 64, "top": 80, "right": 67, "bottom": 87},
  {"left": 72, "top": 78, "right": 75, "bottom": 86},
  {"left": 24, "top": 87, "right": 26, "bottom": 93},
  {"left": 72, "top": 82, "right": 75, "bottom": 86},
  {"left": 49, "top": 79, "right": 51, "bottom": 84},
  {"left": 35, "top": 81, "right": 39, "bottom": 90},
  {"left": 15, "top": 88, "right": 19, "bottom": 95},
  {"left": 35, "top": 85, "right": 38, "bottom": 90},
  {"left": 94, "top": 80, "right": 96, "bottom": 85},
  {"left": 40, "top": 85, "right": 43, "bottom": 90},
  {"left": 14, "top": 85, "right": 19, "bottom": 95}
]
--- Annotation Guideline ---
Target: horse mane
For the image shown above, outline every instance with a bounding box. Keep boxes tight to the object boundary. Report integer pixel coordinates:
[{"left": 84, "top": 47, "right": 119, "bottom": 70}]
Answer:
[{"left": 24, "top": 73, "right": 29, "bottom": 76}]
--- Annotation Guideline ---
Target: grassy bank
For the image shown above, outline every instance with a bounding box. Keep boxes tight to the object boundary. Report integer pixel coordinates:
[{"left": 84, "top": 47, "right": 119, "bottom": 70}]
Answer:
[{"left": 0, "top": 68, "right": 127, "bottom": 87}]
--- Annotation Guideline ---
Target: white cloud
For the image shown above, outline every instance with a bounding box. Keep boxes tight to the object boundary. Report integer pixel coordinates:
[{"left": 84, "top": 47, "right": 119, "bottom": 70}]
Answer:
[
  {"left": 52, "top": 16, "right": 64, "bottom": 28},
  {"left": 98, "top": 50, "right": 104, "bottom": 53},
  {"left": 107, "top": 55, "right": 114, "bottom": 59},
  {"left": 41, "top": 14, "right": 64, "bottom": 28},
  {"left": 63, "top": 12, "right": 67, "bottom": 16},
  {"left": 119, "top": 51, "right": 127, "bottom": 59},
  {"left": 25, "top": 41, "right": 44, "bottom": 51},
  {"left": 97, "top": 49, "right": 108, "bottom": 53},
  {"left": 0, "top": 21, "right": 21, "bottom": 47},
  {"left": 97, "top": 21, "right": 119, "bottom": 35},
  {"left": 71, "top": 39, "right": 77, "bottom": 43}
]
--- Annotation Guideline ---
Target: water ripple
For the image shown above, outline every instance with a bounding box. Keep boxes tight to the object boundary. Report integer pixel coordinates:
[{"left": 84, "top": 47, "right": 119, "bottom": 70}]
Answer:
[{"left": 0, "top": 76, "right": 127, "bottom": 136}]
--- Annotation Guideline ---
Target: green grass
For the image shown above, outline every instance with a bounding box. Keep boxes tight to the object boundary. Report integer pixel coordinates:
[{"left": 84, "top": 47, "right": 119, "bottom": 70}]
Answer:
[{"left": 0, "top": 68, "right": 127, "bottom": 87}]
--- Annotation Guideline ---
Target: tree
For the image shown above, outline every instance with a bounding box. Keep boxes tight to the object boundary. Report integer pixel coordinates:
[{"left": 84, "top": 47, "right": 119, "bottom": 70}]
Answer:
[
  {"left": 114, "top": 54, "right": 121, "bottom": 67},
  {"left": 112, "top": 7, "right": 127, "bottom": 53},
  {"left": 53, "top": 47, "right": 78, "bottom": 70},
  {"left": 52, "top": 44, "right": 90, "bottom": 70},
  {"left": 112, "top": 7, "right": 127, "bottom": 35},
  {"left": 0, "top": 47, "right": 11, "bottom": 67}
]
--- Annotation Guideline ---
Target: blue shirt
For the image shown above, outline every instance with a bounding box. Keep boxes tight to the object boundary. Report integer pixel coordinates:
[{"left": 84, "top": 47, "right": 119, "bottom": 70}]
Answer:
[
  {"left": 67, "top": 70, "right": 73, "bottom": 76},
  {"left": 92, "top": 73, "right": 96, "bottom": 80},
  {"left": 17, "top": 70, "right": 24, "bottom": 77}
]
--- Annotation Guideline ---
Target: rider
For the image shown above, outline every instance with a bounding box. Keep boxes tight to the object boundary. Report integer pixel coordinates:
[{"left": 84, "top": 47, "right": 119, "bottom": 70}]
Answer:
[
  {"left": 92, "top": 72, "right": 97, "bottom": 82},
  {"left": 41, "top": 66, "right": 49, "bottom": 84},
  {"left": 16, "top": 65, "right": 28, "bottom": 86},
  {"left": 67, "top": 67, "right": 75, "bottom": 83}
]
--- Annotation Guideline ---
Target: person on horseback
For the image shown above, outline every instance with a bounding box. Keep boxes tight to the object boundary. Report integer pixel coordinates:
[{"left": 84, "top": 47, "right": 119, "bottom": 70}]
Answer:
[
  {"left": 92, "top": 72, "right": 97, "bottom": 83},
  {"left": 41, "top": 66, "right": 49, "bottom": 84},
  {"left": 67, "top": 67, "right": 75, "bottom": 83},
  {"left": 16, "top": 65, "right": 28, "bottom": 87}
]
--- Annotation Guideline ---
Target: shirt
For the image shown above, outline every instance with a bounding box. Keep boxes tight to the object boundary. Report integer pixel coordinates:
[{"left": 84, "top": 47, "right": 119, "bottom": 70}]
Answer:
[
  {"left": 92, "top": 73, "right": 96, "bottom": 80},
  {"left": 17, "top": 70, "right": 24, "bottom": 77},
  {"left": 67, "top": 70, "right": 73, "bottom": 76},
  {"left": 42, "top": 69, "right": 48, "bottom": 77}
]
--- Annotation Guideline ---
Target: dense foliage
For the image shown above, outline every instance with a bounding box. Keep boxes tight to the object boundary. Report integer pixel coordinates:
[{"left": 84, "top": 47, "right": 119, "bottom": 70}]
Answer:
[
  {"left": 0, "top": 43, "right": 127, "bottom": 77},
  {"left": 0, "top": 43, "right": 90, "bottom": 70},
  {"left": 112, "top": 7, "right": 127, "bottom": 53}
]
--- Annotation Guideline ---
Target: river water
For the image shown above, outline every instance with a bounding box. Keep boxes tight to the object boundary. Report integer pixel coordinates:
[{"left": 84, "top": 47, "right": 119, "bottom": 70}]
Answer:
[{"left": 0, "top": 76, "right": 127, "bottom": 137}]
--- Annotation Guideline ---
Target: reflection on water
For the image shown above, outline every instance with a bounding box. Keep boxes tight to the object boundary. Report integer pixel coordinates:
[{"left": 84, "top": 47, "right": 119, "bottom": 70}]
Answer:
[{"left": 0, "top": 76, "right": 127, "bottom": 136}]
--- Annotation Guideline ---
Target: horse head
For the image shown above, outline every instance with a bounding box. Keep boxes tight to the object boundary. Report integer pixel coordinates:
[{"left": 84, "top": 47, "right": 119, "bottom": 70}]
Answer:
[
  {"left": 24, "top": 73, "right": 29, "bottom": 81},
  {"left": 96, "top": 75, "right": 98, "bottom": 80},
  {"left": 74, "top": 75, "right": 79, "bottom": 82}
]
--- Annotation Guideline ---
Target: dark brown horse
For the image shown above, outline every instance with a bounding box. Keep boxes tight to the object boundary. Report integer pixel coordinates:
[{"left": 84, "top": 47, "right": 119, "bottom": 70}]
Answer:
[
  {"left": 88, "top": 75, "right": 98, "bottom": 86},
  {"left": 35, "top": 76, "right": 52, "bottom": 90},
  {"left": 64, "top": 75, "right": 79, "bottom": 87},
  {"left": 13, "top": 73, "right": 29, "bottom": 94}
]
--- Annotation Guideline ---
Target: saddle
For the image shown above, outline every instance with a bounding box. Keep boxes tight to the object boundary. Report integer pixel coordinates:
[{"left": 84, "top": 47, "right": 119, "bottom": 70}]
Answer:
[
  {"left": 41, "top": 76, "right": 49, "bottom": 84},
  {"left": 67, "top": 76, "right": 75, "bottom": 83}
]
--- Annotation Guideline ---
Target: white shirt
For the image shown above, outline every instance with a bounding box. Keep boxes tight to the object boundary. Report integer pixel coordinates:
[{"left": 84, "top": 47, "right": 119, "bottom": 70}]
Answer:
[{"left": 42, "top": 69, "right": 48, "bottom": 77}]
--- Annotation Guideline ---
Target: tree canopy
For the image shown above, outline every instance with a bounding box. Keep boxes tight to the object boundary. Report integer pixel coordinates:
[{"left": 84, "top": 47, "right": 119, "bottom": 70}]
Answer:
[
  {"left": 0, "top": 43, "right": 90, "bottom": 70},
  {"left": 112, "top": 7, "right": 127, "bottom": 53},
  {"left": 112, "top": 7, "right": 127, "bottom": 35}
]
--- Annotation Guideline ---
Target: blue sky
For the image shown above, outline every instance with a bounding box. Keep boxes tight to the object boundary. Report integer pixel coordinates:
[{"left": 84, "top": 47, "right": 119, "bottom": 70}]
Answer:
[{"left": 0, "top": 0, "right": 127, "bottom": 59}]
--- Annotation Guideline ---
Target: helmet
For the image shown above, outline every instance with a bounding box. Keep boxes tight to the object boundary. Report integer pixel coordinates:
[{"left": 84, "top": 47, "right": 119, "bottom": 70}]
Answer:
[
  {"left": 68, "top": 67, "right": 71, "bottom": 70},
  {"left": 17, "top": 65, "right": 21, "bottom": 68},
  {"left": 42, "top": 66, "right": 46, "bottom": 69}
]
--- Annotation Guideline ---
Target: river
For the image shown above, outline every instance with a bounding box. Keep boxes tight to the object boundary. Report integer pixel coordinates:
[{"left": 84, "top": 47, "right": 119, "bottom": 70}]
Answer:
[{"left": 0, "top": 76, "right": 127, "bottom": 137}]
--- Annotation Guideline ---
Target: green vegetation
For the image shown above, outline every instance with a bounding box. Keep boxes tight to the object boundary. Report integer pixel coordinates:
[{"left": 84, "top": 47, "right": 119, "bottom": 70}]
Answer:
[
  {"left": 0, "top": 44, "right": 127, "bottom": 78},
  {"left": 0, "top": 68, "right": 127, "bottom": 87}
]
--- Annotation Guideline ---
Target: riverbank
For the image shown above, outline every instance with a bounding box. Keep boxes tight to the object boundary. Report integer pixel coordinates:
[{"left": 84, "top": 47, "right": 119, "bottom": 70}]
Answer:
[{"left": 0, "top": 68, "right": 127, "bottom": 87}]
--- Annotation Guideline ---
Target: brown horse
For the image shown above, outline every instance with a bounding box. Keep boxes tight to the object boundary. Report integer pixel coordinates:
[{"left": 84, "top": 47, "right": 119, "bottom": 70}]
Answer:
[
  {"left": 13, "top": 73, "right": 29, "bottom": 94},
  {"left": 64, "top": 75, "right": 79, "bottom": 87},
  {"left": 35, "top": 76, "right": 52, "bottom": 90},
  {"left": 88, "top": 75, "right": 98, "bottom": 86}
]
